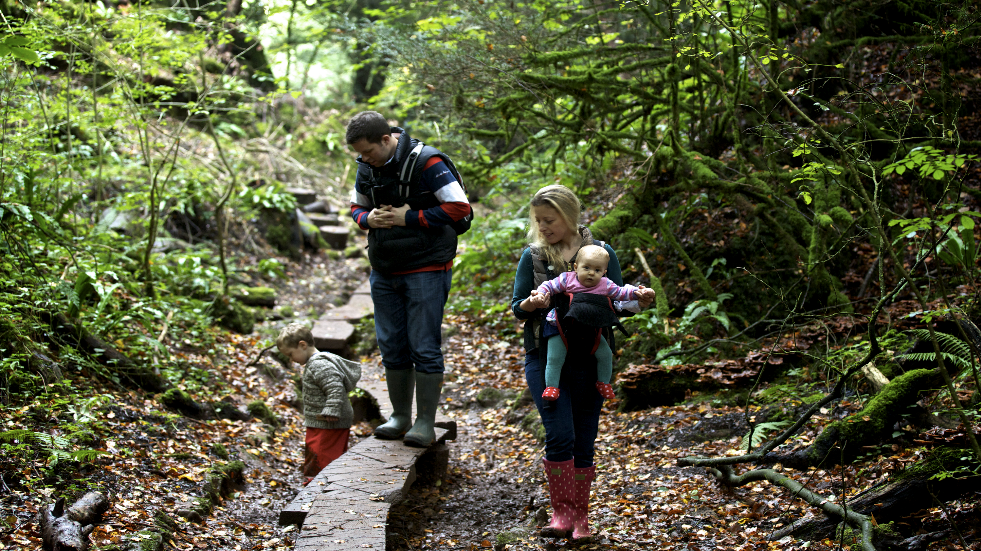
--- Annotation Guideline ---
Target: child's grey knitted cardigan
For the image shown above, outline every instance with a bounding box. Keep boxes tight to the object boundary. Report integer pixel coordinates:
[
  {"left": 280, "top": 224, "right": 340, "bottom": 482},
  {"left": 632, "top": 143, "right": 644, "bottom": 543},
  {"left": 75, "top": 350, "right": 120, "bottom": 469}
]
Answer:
[{"left": 302, "top": 352, "right": 362, "bottom": 430}]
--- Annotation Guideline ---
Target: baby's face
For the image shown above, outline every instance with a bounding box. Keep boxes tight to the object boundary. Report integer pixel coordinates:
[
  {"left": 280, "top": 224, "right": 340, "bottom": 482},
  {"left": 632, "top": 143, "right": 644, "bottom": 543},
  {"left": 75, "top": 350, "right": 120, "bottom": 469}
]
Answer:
[{"left": 575, "top": 256, "right": 608, "bottom": 287}]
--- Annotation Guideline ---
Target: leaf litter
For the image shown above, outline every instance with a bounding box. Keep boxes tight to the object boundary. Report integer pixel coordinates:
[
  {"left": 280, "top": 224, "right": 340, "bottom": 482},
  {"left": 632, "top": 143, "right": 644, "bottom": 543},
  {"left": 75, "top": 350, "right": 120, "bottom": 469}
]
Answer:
[{"left": 4, "top": 274, "right": 979, "bottom": 551}]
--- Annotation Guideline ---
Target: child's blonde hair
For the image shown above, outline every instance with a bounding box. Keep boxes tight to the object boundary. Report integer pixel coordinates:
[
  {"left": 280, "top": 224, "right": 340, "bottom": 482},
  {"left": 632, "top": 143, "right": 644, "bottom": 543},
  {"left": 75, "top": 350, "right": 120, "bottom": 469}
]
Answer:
[
  {"left": 276, "top": 322, "right": 314, "bottom": 350},
  {"left": 576, "top": 244, "right": 610, "bottom": 268},
  {"left": 527, "top": 184, "right": 582, "bottom": 269}
]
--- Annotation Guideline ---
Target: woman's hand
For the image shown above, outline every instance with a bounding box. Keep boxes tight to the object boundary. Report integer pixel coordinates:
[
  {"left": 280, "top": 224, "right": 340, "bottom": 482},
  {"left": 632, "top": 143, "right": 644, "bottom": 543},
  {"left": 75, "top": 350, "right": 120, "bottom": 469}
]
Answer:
[
  {"left": 520, "top": 290, "right": 550, "bottom": 311},
  {"left": 636, "top": 286, "right": 655, "bottom": 309}
]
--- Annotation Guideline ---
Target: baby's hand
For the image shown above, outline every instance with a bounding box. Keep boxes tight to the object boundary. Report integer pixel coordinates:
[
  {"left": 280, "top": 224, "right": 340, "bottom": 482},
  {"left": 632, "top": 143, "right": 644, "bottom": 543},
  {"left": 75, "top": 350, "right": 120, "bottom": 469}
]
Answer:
[{"left": 527, "top": 290, "right": 550, "bottom": 309}]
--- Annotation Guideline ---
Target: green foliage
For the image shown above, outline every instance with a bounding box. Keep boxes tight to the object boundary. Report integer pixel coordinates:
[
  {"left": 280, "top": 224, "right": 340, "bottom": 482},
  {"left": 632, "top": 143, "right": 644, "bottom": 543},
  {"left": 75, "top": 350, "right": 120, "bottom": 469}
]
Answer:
[
  {"left": 450, "top": 211, "right": 528, "bottom": 320},
  {"left": 899, "top": 330, "right": 975, "bottom": 373},
  {"left": 882, "top": 146, "right": 978, "bottom": 180},
  {"left": 257, "top": 258, "right": 286, "bottom": 280},
  {"left": 741, "top": 420, "right": 791, "bottom": 452},
  {"left": 237, "top": 182, "right": 297, "bottom": 214},
  {"left": 0, "top": 424, "right": 107, "bottom": 468}
]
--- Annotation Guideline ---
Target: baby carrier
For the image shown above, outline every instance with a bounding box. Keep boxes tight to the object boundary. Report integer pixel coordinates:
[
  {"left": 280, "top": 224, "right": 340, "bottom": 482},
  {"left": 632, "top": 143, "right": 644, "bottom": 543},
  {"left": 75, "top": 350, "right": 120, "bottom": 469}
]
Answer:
[
  {"left": 529, "top": 241, "right": 632, "bottom": 376},
  {"left": 551, "top": 292, "right": 631, "bottom": 354}
]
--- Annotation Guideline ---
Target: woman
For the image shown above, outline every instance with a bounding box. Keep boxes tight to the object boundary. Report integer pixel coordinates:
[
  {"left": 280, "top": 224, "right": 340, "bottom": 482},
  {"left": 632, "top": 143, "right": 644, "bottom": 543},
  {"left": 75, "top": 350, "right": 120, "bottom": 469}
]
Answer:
[{"left": 510, "top": 184, "right": 652, "bottom": 540}]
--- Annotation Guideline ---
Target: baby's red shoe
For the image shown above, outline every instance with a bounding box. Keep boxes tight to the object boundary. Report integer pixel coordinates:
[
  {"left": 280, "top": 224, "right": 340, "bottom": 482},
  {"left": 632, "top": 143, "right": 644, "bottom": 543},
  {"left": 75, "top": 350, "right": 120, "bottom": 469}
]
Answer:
[{"left": 595, "top": 382, "right": 615, "bottom": 399}]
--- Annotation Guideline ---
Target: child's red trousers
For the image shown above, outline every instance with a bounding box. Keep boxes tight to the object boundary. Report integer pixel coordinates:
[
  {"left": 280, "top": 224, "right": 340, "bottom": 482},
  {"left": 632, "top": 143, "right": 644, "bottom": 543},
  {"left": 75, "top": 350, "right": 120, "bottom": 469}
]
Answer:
[{"left": 303, "top": 427, "right": 349, "bottom": 477}]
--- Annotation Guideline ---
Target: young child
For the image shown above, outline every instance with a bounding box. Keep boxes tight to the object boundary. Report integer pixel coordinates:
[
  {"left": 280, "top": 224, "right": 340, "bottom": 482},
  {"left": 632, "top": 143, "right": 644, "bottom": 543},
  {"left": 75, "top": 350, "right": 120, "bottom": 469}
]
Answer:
[
  {"left": 521, "top": 245, "right": 655, "bottom": 401},
  {"left": 276, "top": 322, "right": 362, "bottom": 483}
]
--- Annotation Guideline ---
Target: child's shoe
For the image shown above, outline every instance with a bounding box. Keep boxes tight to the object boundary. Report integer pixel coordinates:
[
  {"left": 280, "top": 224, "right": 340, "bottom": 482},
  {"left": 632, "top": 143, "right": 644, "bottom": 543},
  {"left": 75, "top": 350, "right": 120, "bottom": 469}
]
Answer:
[
  {"left": 595, "top": 382, "right": 615, "bottom": 399},
  {"left": 542, "top": 387, "right": 560, "bottom": 401}
]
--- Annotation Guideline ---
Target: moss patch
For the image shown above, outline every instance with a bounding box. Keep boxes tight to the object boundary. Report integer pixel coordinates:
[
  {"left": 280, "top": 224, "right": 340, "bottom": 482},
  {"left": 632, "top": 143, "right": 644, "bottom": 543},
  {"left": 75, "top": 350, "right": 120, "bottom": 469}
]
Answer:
[
  {"left": 232, "top": 286, "right": 277, "bottom": 307},
  {"left": 158, "top": 388, "right": 198, "bottom": 414},
  {"left": 247, "top": 400, "right": 279, "bottom": 427},
  {"left": 210, "top": 297, "right": 254, "bottom": 335},
  {"left": 806, "top": 369, "right": 940, "bottom": 464}
]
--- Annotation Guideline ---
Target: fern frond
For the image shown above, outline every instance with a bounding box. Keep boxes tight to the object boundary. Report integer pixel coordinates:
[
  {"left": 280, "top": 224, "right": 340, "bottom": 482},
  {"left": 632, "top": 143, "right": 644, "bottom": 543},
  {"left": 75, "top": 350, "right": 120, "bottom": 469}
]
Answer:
[
  {"left": 70, "top": 449, "right": 108, "bottom": 462},
  {"left": 741, "top": 420, "right": 792, "bottom": 451},
  {"left": 897, "top": 351, "right": 972, "bottom": 371},
  {"left": 0, "top": 429, "right": 33, "bottom": 442},
  {"left": 32, "top": 431, "right": 70, "bottom": 450},
  {"left": 907, "top": 330, "right": 973, "bottom": 360}
]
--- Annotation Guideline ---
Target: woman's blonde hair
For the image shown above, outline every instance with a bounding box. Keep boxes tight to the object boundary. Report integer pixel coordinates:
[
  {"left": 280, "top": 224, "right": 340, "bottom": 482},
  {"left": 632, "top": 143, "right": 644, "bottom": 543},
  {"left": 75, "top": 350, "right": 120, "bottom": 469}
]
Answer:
[{"left": 527, "top": 184, "right": 582, "bottom": 269}]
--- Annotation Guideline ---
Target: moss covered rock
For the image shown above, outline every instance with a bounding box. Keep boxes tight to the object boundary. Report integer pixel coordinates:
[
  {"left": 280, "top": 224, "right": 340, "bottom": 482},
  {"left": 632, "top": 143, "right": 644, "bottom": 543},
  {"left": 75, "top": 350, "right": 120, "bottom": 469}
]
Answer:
[
  {"left": 231, "top": 286, "right": 276, "bottom": 307},
  {"left": 211, "top": 297, "right": 254, "bottom": 334},
  {"left": 158, "top": 388, "right": 205, "bottom": 417},
  {"left": 247, "top": 400, "right": 279, "bottom": 427}
]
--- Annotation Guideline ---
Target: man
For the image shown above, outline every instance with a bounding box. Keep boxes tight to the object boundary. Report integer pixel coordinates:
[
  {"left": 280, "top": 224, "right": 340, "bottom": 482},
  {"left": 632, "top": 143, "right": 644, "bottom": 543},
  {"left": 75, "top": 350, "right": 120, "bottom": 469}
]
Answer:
[{"left": 346, "top": 111, "right": 470, "bottom": 448}]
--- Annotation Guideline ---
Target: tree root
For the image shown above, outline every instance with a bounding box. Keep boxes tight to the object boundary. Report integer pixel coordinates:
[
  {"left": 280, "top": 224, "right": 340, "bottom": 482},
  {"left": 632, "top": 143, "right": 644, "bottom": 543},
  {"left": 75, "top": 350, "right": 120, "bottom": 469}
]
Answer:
[{"left": 708, "top": 465, "right": 875, "bottom": 551}]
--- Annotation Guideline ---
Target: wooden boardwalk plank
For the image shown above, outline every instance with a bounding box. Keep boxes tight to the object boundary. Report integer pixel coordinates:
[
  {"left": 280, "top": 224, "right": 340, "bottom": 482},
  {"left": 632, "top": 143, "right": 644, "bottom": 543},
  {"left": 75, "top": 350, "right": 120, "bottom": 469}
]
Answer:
[{"left": 281, "top": 278, "right": 461, "bottom": 549}]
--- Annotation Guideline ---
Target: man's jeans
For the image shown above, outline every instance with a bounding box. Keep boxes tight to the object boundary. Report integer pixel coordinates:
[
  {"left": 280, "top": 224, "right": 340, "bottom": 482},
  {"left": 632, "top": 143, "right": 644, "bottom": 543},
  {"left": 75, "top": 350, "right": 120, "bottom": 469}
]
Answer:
[{"left": 369, "top": 269, "right": 452, "bottom": 374}]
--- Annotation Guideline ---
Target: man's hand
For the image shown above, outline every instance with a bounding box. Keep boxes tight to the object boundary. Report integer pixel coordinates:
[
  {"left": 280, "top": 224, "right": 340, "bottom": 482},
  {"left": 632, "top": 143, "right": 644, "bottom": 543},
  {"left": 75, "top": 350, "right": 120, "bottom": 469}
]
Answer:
[
  {"left": 635, "top": 286, "right": 655, "bottom": 308},
  {"left": 367, "top": 205, "right": 396, "bottom": 228},
  {"left": 389, "top": 204, "right": 410, "bottom": 226}
]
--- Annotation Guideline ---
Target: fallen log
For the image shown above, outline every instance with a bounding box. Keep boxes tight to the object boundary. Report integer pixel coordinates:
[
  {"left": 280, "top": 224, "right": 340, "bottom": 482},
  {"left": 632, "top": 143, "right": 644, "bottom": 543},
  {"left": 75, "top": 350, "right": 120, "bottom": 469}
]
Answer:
[
  {"left": 41, "top": 312, "right": 164, "bottom": 392},
  {"left": 769, "top": 447, "right": 980, "bottom": 543},
  {"left": 40, "top": 492, "right": 109, "bottom": 551},
  {"left": 763, "top": 368, "right": 943, "bottom": 468},
  {"left": 617, "top": 355, "right": 792, "bottom": 410}
]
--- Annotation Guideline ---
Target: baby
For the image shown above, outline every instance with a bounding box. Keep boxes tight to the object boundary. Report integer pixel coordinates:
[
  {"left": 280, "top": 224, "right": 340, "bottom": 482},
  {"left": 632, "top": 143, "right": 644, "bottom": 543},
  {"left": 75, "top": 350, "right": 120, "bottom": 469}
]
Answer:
[{"left": 521, "top": 245, "right": 655, "bottom": 401}]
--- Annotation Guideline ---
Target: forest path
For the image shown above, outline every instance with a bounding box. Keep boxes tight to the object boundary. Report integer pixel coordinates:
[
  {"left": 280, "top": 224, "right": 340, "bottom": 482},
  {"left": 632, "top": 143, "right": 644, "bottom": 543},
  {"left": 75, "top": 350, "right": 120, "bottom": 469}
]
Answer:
[{"left": 17, "top": 248, "right": 963, "bottom": 551}]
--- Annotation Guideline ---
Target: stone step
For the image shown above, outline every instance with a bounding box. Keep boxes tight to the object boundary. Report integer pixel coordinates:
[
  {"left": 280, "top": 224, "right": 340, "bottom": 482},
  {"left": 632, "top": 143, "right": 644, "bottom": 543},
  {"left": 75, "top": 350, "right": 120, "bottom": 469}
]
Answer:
[
  {"left": 306, "top": 212, "right": 339, "bottom": 226},
  {"left": 319, "top": 293, "right": 374, "bottom": 323},
  {"left": 311, "top": 320, "right": 356, "bottom": 353},
  {"left": 286, "top": 187, "right": 317, "bottom": 205},
  {"left": 319, "top": 225, "right": 348, "bottom": 250},
  {"left": 352, "top": 280, "right": 371, "bottom": 296},
  {"left": 301, "top": 200, "right": 336, "bottom": 215}
]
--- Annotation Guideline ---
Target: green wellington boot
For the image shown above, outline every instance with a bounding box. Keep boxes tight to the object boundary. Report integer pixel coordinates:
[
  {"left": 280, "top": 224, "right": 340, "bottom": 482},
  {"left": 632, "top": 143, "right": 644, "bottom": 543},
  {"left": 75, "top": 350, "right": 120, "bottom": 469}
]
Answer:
[
  {"left": 373, "top": 368, "right": 415, "bottom": 439},
  {"left": 403, "top": 372, "right": 443, "bottom": 448}
]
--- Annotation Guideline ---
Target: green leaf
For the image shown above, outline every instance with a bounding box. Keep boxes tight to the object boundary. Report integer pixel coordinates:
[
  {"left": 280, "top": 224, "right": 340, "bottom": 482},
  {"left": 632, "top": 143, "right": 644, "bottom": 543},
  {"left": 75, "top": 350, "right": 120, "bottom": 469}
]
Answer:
[
  {"left": 0, "top": 45, "right": 10, "bottom": 57},
  {"left": 800, "top": 191, "right": 812, "bottom": 205},
  {"left": 933, "top": 169, "right": 945, "bottom": 180},
  {"left": 9, "top": 47, "right": 39, "bottom": 63},
  {"left": 962, "top": 215, "right": 975, "bottom": 231},
  {"left": 3, "top": 37, "right": 29, "bottom": 47},
  {"left": 896, "top": 165, "right": 906, "bottom": 175}
]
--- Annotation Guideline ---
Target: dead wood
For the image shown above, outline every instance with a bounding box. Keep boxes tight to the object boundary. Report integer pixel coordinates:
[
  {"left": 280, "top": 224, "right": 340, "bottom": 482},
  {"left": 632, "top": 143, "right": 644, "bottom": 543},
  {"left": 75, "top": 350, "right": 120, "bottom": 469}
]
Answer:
[
  {"left": 762, "top": 368, "right": 943, "bottom": 469},
  {"left": 40, "top": 492, "right": 108, "bottom": 551},
  {"left": 769, "top": 447, "right": 980, "bottom": 542},
  {"left": 65, "top": 492, "right": 109, "bottom": 525},
  {"left": 41, "top": 312, "right": 165, "bottom": 392}
]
